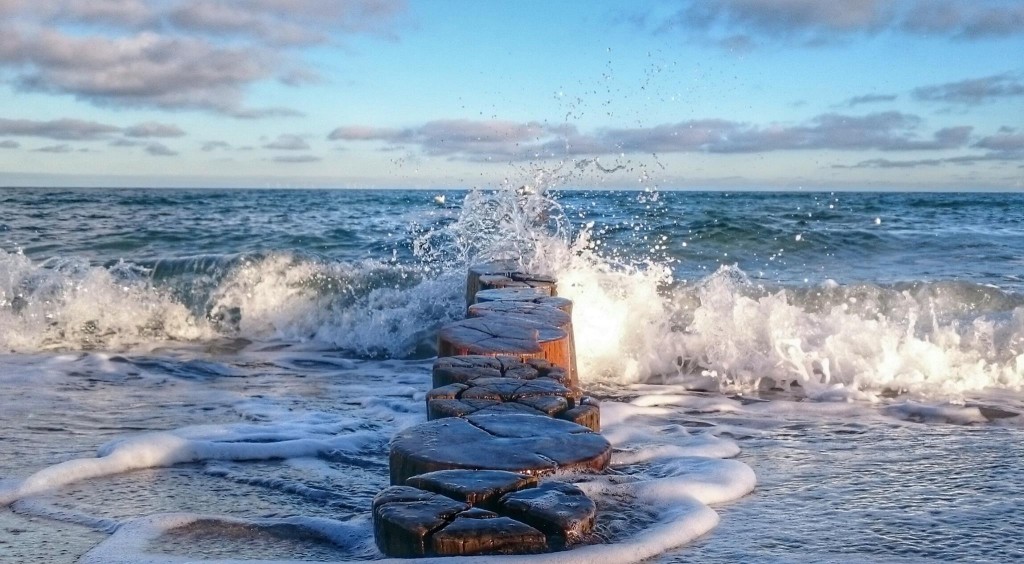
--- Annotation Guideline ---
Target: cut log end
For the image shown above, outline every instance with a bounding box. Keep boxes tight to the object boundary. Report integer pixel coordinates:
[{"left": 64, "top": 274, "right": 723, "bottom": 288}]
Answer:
[
  {"left": 389, "top": 414, "right": 611, "bottom": 485},
  {"left": 437, "top": 316, "right": 572, "bottom": 378}
]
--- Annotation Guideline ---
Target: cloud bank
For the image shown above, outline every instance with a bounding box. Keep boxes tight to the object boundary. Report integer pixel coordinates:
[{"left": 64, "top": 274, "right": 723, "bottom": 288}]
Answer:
[
  {"left": 264, "top": 134, "right": 311, "bottom": 151},
  {"left": 643, "top": 0, "right": 1024, "bottom": 48},
  {"left": 0, "top": 117, "right": 184, "bottom": 141},
  {"left": 0, "top": 0, "right": 407, "bottom": 115},
  {"left": 913, "top": 73, "right": 1024, "bottom": 105},
  {"left": 329, "top": 112, "right": 977, "bottom": 161}
]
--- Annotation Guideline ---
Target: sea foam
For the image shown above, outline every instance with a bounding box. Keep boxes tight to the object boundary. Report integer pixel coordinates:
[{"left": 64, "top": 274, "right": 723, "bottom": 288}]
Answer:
[
  {"left": 4, "top": 184, "right": 1024, "bottom": 402},
  {"left": 72, "top": 389, "right": 755, "bottom": 564}
]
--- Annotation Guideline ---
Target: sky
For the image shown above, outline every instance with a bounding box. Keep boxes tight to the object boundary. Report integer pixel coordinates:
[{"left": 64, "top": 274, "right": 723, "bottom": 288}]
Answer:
[{"left": 0, "top": 0, "right": 1022, "bottom": 190}]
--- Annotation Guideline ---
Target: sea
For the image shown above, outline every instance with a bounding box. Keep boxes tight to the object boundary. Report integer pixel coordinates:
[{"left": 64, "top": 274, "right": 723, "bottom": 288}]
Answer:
[{"left": 0, "top": 185, "right": 1022, "bottom": 563}]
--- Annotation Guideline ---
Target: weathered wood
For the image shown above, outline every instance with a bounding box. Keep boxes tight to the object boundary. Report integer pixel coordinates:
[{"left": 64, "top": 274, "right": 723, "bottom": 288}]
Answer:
[
  {"left": 466, "top": 261, "right": 558, "bottom": 309},
  {"left": 438, "top": 317, "right": 543, "bottom": 357},
  {"left": 518, "top": 395, "right": 570, "bottom": 417},
  {"left": 474, "top": 288, "right": 574, "bottom": 314},
  {"left": 373, "top": 484, "right": 554, "bottom": 557},
  {"left": 478, "top": 274, "right": 530, "bottom": 291},
  {"left": 426, "top": 375, "right": 583, "bottom": 423},
  {"left": 432, "top": 515, "right": 547, "bottom": 556},
  {"left": 475, "top": 287, "right": 552, "bottom": 305},
  {"left": 373, "top": 263, "right": 609, "bottom": 558},
  {"left": 426, "top": 383, "right": 468, "bottom": 401},
  {"left": 469, "top": 301, "right": 577, "bottom": 386},
  {"left": 479, "top": 275, "right": 556, "bottom": 298},
  {"left": 559, "top": 394, "right": 601, "bottom": 431},
  {"left": 406, "top": 470, "right": 538, "bottom": 509},
  {"left": 559, "top": 403, "right": 600, "bottom": 432},
  {"left": 459, "top": 377, "right": 577, "bottom": 402},
  {"left": 372, "top": 486, "right": 470, "bottom": 558},
  {"left": 466, "top": 261, "right": 519, "bottom": 308},
  {"left": 437, "top": 317, "right": 572, "bottom": 375},
  {"left": 499, "top": 482, "right": 597, "bottom": 548},
  {"left": 432, "top": 355, "right": 570, "bottom": 389},
  {"left": 428, "top": 397, "right": 546, "bottom": 420},
  {"left": 389, "top": 414, "right": 611, "bottom": 485},
  {"left": 469, "top": 301, "right": 570, "bottom": 329}
]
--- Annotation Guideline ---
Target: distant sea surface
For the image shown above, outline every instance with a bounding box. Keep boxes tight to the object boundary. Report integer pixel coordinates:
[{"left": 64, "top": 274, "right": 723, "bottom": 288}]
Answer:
[{"left": 1, "top": 187, "right": 1022, "bottom": 563}]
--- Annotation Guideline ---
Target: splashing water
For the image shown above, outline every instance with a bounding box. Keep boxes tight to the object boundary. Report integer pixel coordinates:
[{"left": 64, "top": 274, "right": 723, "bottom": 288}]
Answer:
[
  {"left": 0, "top": 249, "right": 210, "bottom": 351},
  {"left": 2, "top": 187, "right": 1024, "bottom": 563},
  {"left": 2, "top": 186, "right": 1023, "bottom": 400},
  {"left": 430, "top": 183, "right": 1024, "bottom": 400}
]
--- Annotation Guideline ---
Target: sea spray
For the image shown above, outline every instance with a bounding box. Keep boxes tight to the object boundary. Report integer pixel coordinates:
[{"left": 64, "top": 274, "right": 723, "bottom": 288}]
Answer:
[
  {"left": 438, "top": 185, "right": 1024, "bottom": 399},
  {"left": 2, "top": 187, "right": 1024, "bottom": 399},
  {"left": 0, "top": 248, "right": 210, "bottom": 350},
  {"left": 2, "top": 188, "right": 1023, "bottom": 563},
  {"left": 204, "top": 253, "right": 464, "bottom": 357}
]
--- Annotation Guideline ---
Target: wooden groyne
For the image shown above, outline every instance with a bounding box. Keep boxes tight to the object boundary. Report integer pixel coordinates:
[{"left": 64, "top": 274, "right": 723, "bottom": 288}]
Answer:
[{"left": 373, "top": 261, "right": 608, "bottom": 557}]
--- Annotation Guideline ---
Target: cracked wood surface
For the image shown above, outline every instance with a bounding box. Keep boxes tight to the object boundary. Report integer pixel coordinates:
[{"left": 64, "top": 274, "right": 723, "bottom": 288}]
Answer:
[
  {"left": 432, "top": 355, "right": 570, "bottom": 389},
  {"left": 437, "top": 317, "right": 571, "bottom": 375},
  {"left": 389, "top": 414, "right": 610, "bottom": 485},
  {"left": 468, "top": 301, "right": 577, "bottom": 384},
  {"left": 465, "top": 261, "right": 557, "bottom": 309}
]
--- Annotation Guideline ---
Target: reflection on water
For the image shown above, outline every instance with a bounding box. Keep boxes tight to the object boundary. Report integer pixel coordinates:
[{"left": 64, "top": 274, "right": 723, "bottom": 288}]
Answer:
[
  {"left": 675, "top": 413, "right": 1024, "bottom": 563},
  {"left": 154, "top": 520, "right": 357, "bottom": 562}
]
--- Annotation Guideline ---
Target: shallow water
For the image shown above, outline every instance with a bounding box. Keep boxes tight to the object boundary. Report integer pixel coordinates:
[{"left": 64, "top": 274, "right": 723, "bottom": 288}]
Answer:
[
  {"left": 671, "top": 397, "right": 1024, "bottom": 563},
  {"left": 1, "top": 187, "right": 1022, "bottom": 562}
]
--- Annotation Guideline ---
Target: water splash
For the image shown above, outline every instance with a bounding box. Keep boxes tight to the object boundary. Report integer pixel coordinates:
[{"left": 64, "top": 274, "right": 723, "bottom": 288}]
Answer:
[
  {"left": 0, "top": 249, "right": 210, "bottom": 351},
  {"left": 431, "top": 181, "right": 1024, "bottom": 400},
  {"left": 3, "top": 184, "right": 1024, "bottom": 401}
]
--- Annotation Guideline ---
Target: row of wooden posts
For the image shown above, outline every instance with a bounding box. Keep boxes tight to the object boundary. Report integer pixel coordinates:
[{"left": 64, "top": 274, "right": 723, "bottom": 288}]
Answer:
[{"left": 372, "top": 261, "right": 611, "bottom": 557}]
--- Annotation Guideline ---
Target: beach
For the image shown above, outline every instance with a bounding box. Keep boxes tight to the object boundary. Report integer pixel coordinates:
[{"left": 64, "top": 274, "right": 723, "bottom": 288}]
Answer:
[{"left": 1, "top": 187, "right": 1022, "bottom": 562}]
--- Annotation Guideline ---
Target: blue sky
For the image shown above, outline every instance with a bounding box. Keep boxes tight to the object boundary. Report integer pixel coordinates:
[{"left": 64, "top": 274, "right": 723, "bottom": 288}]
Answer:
[{"left": 0, "top": 0, "right": 1022, "bottom": 190}]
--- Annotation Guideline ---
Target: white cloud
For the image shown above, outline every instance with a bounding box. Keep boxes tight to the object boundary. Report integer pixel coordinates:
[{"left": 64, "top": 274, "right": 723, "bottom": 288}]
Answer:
[
  {"left": 0, "top": 0, "right": 407, "bottom": 115},
  {"left": 33, "top": 143, "right": 73, "bottom": 153},
  {"left": 123, "top": 121, "right": 186, "bottom": 138},
  {"left": 145, "top": 142, "right": 177, "bottom": 156},
  {"left": 0, "top": 117, "right": 121, "bottom": 140},
  {"left": 913, "top": 73, "right": 1024, "bottom": 105},
  {"left": 264, "top": 134, "right": 311, "bottom": 151},
  {"left": 639, "top": 0, "right": 1024, "bottom": 48},
  {"left": 329, "top": 113, "right": 974, "bottom": 161},
  {"left": 273, "top": 154, "right": 321, "bottom": 163}
]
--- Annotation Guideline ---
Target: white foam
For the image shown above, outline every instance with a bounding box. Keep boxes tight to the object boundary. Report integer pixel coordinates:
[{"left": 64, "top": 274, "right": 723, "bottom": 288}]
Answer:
[
  {"left": 75, "top": 387, "right": 757, "bottom": 564},
  {"left": 81, "top": 513, "right": 373, "bottom": 564},
  {"left": 550, "top": 257, "right": 1024, "bottom": 400},
  {"left": 441, "top": 184, "right": 1024, "bottom": 401},
  {"left": 6, "top": 184, "right": 1024, "bottom": 405},
  {"left": 0, "top": 249, "right": 210, "bottom": 350},
  {"left": 439, "top": 186, "right": 1024, "bottom": 400},
  {"left": 207, "top": 255, "right": 465, "bottom": 356},
  {"left": 0, "top": 421, "right": 378, "bottom": 506}
]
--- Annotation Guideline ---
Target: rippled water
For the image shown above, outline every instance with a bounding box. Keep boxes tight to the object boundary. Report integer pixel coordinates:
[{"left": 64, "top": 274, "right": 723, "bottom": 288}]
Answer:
[
  {"left": 675, "top": 400, "right": 1024, "bottom": 562},
  {"left": 1, "top": 187, "right": 1022, "bottom": 562}
]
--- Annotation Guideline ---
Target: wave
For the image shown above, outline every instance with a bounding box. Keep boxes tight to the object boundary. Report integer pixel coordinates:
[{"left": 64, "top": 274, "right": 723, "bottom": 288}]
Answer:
[
  {"left": 3, "top": 186, "right": 1023, "bottom": 400},
  {"left": 467, "top": 189, "right": 1024, "bottom": 400},
  {"left": 0, "top": 249, "right": 463, "bottom": 357},
  {"left": 555, "top": 257, "right": 1024, "bottom": 399}
]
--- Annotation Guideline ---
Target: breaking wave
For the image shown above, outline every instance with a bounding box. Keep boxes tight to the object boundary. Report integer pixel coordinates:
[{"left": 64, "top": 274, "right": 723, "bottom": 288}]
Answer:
[{"left": 2, "top": 185, "right": 1023, "bottom": 401}]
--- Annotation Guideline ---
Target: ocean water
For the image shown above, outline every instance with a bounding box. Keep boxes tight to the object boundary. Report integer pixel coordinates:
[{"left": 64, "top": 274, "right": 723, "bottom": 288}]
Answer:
[{"left": 0, "top": 186, "right": 1022, "bottom": 563}]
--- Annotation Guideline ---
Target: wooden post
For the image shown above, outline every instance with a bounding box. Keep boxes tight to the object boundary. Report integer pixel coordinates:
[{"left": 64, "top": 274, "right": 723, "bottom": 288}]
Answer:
[
  {"left": 437, "top": 316, "right": 572, "bottom": 377},
  {"left": 466, "top": 261, "right": 557, "bottom": 309},
  {"left": 373, "top": 265, "right": 604, "bottom": 558},
  {"left": 468, "top": 301, "right": 577, "bottom": 387}
]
